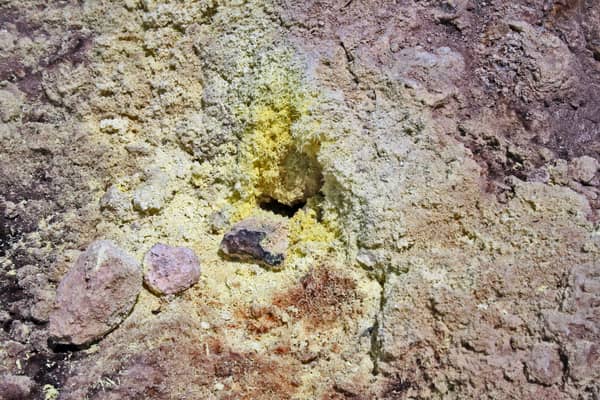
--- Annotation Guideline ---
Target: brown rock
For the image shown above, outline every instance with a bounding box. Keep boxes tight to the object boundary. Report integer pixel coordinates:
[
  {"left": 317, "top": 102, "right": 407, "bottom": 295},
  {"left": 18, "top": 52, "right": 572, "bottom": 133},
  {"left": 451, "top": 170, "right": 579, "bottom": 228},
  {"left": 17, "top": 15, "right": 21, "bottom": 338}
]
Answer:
[
  {"left": 143, "top": 243, "right": 201, "bottom": 296},
  {"left": 219, "top": 216, "right": 289, "bottom": 269},
  {"left": 525, "top": 343, "right": 563, "bottom": 386},
  {"left": 0, "top": 374, "right": 34, "bottom": 400},
  {"left": 566, "top": 340, "right": 599, "bottom": 384},
  {"left": 48, "top": 240, "right": 142, "bottom": 348}
]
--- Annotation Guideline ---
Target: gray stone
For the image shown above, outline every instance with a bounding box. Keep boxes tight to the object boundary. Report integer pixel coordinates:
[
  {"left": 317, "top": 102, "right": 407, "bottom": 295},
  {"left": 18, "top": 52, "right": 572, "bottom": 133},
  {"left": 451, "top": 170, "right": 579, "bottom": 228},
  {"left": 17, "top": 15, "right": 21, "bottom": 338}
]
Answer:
[
  {"left": 0, "top": 88, "right": 23, "bottom": 123},
  {"left": 569, "top": 156, "right": 598, "bottom": 184},
  {"left": 8, "top": 320, "right": 30, "bottom": 343},
  {"left": 525, "top": 343, "right": 563, "bottom": 386},
  {"left": 132, "top": 172, "right": 170, "bottom": 214},
  {"left": 566, "top": 340, "right": 599, "bottom": 384},
  {"left": 220, "top": 216, "right": 289, "bottom": 269},
  {"left": 48, "top": 240, "right": 142, "bottom": 347},
  {"left": 143, "top": 243, "right": 201, "bottom": 296},
  {"left": 0, "top": 374, "right": 34, "bottom": 400},
  {"left": 208, "top": 210, "right": 230, "bottom": 234},
  {"left": 100, "top": 185, "right": 131, "bottom": 217}
]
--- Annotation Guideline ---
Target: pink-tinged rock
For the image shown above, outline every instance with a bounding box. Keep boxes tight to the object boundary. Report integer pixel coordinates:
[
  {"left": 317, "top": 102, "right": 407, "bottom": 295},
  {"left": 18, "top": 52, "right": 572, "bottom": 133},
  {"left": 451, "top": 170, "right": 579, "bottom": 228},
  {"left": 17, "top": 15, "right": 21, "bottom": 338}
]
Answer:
[
  {"left": 525, "top": 343, "right": 563, "bottom": 386},
  {"left": 0, "top": 374, "right": 34, "bottom": 400},
  {"left": 48, "top": 240, "right": 142, "bottom": 347},
  {"left": 566, "top": 340, "right": 599, "bottom": 384},
  {"left": 143, "top": 243, "right": 201, "bottom": 296}
]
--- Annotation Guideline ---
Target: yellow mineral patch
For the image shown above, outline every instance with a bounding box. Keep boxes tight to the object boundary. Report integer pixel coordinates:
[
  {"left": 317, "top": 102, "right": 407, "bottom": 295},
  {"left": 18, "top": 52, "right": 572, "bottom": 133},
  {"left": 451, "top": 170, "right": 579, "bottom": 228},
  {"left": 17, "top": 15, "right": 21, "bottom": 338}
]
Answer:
[
  {"left": 245, "top": 103, "right": 297, "bottom": 203},
  {"left": 230, "top": 61, "right": 322, "bottom": 208},
  {"left": 227, "top": 80, "right": 339, "bottom": 262},
  {"left": 287, "top": 207, "right": 337, "bottom": 260}
]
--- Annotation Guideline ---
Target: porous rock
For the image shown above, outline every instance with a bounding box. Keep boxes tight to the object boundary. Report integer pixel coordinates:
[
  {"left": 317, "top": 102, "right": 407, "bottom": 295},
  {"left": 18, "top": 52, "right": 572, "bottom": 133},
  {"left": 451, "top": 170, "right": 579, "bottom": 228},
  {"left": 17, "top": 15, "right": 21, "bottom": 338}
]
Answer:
[
  {"left": 132, "top": 171, "right": 170, "bottom": 214},
  {"left": 143, "top": 243, "right": 201, "bottom": 295},
  {"left": 0, "top": 374, "right": 34, "bottom": 400},
  {"left": 48, "top": 240, "right": 142, "bottom": 347},
  {"left": 569, "top": 156, "right": 598, "bottom": 184},
  {"left": 525, "top": 343, "right": 563, "bottom": 386},
  {"left": 100, "top": 184, "right": 132, "bottom": 220},
  {"left": 220, "top": 216, "right": 289, "bottom": 269}
]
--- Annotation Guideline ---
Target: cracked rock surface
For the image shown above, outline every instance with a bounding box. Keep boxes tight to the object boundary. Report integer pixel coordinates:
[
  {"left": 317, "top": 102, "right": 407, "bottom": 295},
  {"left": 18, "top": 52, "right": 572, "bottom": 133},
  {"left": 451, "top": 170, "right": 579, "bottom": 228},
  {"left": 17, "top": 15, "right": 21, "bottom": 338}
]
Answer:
[
  {"left": 143, "top": 243, "right": 201, "bottom": 295},
  {"left": 0, "top": 0, "right": 599, "bottom": 399},
  {"left": 48, "top": 240, "right": 142, "bottom": 348},
  {"left": 220, "top": 215, "right": 289, "bottom": 268}
]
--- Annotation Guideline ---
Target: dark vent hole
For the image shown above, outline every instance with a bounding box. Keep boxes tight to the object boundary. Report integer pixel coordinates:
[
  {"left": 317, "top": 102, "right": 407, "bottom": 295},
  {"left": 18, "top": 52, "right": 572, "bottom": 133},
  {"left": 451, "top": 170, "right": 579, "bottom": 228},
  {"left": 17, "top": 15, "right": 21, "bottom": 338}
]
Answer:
[{"left": 259, "top": 197, "right": 305, "bottom": 218}]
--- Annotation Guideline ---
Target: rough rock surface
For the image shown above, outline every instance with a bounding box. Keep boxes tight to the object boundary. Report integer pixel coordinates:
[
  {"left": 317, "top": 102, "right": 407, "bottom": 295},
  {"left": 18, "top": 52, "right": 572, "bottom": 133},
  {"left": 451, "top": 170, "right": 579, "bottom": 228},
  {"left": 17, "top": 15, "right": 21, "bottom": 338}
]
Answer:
[
  {"left": 0, "top": 374, "right": 34, "bottom": 400},
  {"left": 48, "top": 240, "right": 141, "bottom": 347},
  {"left": 143, "top": 243, "right": 201, "bottom": 295},
  {"left": 0, "top": 0, "right": 599, "bottom": 398},
  {"left": 220, "top": 216, "right": 289, "bottom": 269}
]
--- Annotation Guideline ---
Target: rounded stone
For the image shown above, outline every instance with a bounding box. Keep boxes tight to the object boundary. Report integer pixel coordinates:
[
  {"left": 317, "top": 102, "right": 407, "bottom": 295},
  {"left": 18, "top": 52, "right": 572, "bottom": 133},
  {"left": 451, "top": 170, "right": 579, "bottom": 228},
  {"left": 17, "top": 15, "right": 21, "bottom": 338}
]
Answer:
[
  {"left": 143, "top": 243, "right": 201, "bottom": 296},
  {"left": 48, "top": 240, "right": 142, "bottom": 348}
]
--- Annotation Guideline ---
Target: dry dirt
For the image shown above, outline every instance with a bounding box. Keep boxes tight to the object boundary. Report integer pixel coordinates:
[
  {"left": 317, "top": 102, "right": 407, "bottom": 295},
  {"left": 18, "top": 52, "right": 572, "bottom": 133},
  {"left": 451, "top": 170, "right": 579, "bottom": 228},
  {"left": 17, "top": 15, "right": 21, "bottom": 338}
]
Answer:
[{"left": 1, "top": 0, "right": 599, "bottom": 399}]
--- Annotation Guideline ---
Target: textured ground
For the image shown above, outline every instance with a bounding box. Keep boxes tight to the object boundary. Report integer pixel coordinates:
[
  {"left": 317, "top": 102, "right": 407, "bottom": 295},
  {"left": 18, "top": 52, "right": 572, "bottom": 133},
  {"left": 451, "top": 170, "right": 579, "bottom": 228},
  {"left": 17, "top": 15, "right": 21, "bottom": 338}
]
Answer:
[{"left": 0, "top": 0, "right": 599, "bottom": 399}]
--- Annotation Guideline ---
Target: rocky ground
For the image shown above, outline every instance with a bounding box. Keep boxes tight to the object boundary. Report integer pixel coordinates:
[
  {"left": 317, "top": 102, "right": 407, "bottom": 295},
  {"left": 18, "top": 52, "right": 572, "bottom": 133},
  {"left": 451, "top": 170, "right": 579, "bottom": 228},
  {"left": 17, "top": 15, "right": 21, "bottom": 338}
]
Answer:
[{"left": 0, "top": 0, "right": 599, "bottom": 399}]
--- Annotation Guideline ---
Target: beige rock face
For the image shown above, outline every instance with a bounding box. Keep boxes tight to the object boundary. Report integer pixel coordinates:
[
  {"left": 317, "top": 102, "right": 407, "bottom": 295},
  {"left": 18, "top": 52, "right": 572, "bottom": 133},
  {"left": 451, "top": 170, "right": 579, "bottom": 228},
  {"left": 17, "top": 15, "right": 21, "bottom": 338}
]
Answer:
[
  {"left": 48, "top": 240, "right": 142, "bottom": 347},
  {"left": 1, "top": 0, "right": 600, "bottom": 398}
]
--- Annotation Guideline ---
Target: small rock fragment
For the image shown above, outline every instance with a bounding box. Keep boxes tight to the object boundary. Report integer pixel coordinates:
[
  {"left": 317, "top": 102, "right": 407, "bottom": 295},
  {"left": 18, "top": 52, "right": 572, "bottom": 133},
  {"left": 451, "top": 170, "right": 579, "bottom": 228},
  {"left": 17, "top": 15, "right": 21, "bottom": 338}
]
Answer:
[
  {"left": 356, "top": 249, "right": 377, "bottom": 269},
  {"left": 99, "top": 117, "right": 129, "bottom": 134},
  {"left": 43, "top": 384, "right": 60, "bottom": 400},
  {"left": 208, "top": 210, "right": 230, "bottom": 234},
  {"left": 48, "top": 240, "right": 142, "bottom": 347},
  {"left": 0, "top": 310, "right": 11, "bottom": 324},
  {"left": 8, "top": 320, "right": 30, "bottom": 343},
  {"left": 132, "top": 171, "right": 170, "bottom": 214},
  {"left": 525, "top": 343, "right": 563, "bottom": 386},
  {"left": 125, "top": 143, "right": 152, "bottom": 155},
  {"left": 143, "top": 243, "right": 201, "bottom": 295},
  {"left": 0, "top": 374, "right": 34, "bottom": 400},
  {"left": 569, "top": 155, "right": 598, "bottom": 184},
  {"left": 100, "top": 185, "right": 131, "bottom": 218},
  {"left": 566, "top": 340, "right": 599, "bottom": 384},
  {"left": 220, "top": 216, "right": 289, "bottom": 269}
]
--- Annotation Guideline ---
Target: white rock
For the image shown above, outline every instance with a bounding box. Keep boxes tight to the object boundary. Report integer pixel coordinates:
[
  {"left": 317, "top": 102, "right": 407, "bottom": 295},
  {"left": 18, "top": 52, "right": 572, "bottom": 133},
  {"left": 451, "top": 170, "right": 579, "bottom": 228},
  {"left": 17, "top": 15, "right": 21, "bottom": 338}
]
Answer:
[{"left": 99, "top": 118, "right": 129, "bottom": 134}]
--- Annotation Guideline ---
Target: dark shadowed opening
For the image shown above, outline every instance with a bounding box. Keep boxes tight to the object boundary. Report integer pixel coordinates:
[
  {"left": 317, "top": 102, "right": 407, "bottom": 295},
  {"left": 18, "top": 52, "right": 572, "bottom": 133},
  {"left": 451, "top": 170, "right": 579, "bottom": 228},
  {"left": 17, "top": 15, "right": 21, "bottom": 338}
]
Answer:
[{"left": 258, "top": 197, "right": 305, "bottom": 218}]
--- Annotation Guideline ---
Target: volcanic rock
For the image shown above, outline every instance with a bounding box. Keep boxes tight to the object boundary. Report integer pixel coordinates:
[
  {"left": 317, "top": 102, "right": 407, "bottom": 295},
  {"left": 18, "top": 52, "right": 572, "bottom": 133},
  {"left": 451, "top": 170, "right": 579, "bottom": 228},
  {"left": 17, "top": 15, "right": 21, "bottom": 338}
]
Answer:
[
  {"left": 48, "top": 240, "right": 142, "bottom": 348},
  {"left": 143, "top": 243, "right": 201, "bottom": 295},
  {"left": 0, "top": 374, "right": 34, "bottom": 400},
  {"left": 525, "top": 343, "right": 563, "bottom": 386},
  {"left": 220, "top": 216, "right": 289, "bottom": 269}
]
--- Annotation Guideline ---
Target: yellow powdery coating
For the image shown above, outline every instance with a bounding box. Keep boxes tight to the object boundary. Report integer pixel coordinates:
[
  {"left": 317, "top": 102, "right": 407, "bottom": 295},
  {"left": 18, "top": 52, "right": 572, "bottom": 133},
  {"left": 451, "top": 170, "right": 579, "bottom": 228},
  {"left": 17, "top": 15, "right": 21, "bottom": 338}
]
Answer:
[
  {"left": 288, "top": 208, "right": 337, "bottom": 259},
  {"left": 43, "top": 385, "right": 59, "bottom": 400},
  {"left": 244, "top": 102, "right": 299, "bottom": 204},
  {"left": 228, "top": 59, "right": 340, "bottom": 260},
  {"left": 230, "top": 96, "right": 301, "bottom": 222}
]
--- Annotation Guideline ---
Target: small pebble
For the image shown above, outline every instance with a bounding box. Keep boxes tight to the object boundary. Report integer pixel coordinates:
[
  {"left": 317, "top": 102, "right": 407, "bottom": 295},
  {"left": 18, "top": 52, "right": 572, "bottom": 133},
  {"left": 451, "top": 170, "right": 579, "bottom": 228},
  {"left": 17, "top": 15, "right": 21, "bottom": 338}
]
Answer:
[{"left": 143, "top": 243, "right": 201, "bottom": 296}]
